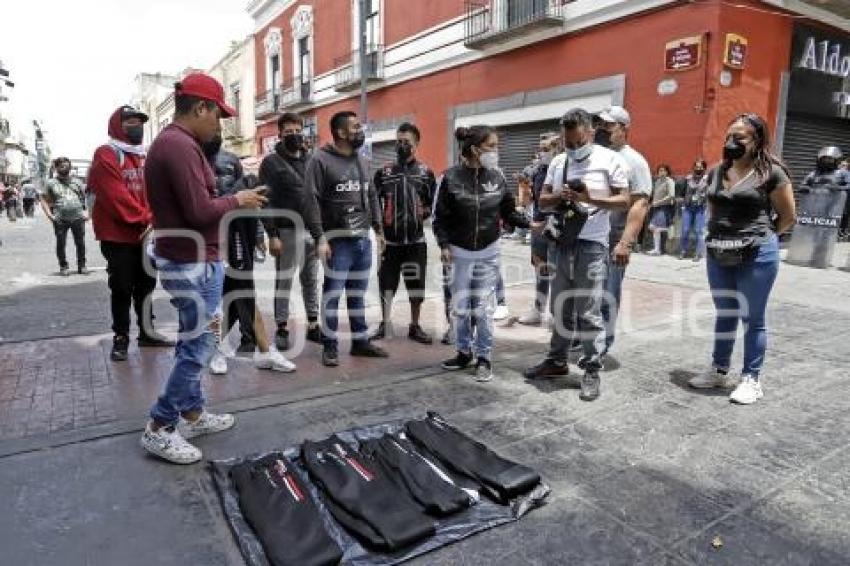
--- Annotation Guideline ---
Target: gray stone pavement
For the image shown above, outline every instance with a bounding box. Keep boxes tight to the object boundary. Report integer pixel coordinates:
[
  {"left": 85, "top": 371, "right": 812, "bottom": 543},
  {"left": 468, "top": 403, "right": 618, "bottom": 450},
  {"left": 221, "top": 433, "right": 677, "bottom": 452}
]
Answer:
[{"left": 2, "top": 215, "right": 850, "bottom": 564}]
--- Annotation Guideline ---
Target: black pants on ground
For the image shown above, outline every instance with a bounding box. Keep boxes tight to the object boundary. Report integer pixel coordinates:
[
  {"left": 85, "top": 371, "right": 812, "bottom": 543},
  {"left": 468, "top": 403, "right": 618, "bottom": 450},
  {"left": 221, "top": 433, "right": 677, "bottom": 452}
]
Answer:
[
  {"left": 22, "top": 198, "right": 36, "bottom": 217},
  {"left": 54, "top": 218, "right": 86, "bottom": 270},
  {"left": 406, "top": 413, "right": 541, "bottom": 504},
  {"left": 230, "top": 453, "right": 343, "bottom": 566},
  {"left": 223, "top": 268, "right": 257, "bottom": 350},
  {"left": 378, "top": 242, "right": 427, "bottom": 318},
  {"left": 302, "top": 435, "right": 435, "bottom": 551},
  {"left": 100, "top": 241, "right": 157, "bottom": 337}
]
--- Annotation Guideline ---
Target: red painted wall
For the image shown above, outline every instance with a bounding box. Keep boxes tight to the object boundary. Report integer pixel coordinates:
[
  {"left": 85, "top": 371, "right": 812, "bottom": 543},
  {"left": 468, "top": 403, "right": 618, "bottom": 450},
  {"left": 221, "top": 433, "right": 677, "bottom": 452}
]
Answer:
[{"left": 383, "top": 0, "right": 466, "bottom": 46}]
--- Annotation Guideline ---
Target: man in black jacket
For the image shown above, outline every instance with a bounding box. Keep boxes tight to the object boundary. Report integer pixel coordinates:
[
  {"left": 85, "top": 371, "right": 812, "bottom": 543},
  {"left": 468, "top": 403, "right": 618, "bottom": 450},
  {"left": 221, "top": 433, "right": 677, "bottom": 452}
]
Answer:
[
  {"left": 371, "top": 122, "right": 436, "bottom": 344},
  {"left": 302, "top": 111, "right": 388, "bottom": 367},
  {"left": 259, "top": 112, "right": 322, "bottom": 351}
]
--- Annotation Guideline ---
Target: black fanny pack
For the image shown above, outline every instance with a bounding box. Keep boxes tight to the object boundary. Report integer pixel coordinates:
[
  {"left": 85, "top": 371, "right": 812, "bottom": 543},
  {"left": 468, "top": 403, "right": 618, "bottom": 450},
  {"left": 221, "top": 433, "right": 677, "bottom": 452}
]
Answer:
[
  {"left": 705, "top": 235, "right": 758, "bottom": 266},
  {"left": 542, "top": 201, "right": 591, "bottom": 247}
]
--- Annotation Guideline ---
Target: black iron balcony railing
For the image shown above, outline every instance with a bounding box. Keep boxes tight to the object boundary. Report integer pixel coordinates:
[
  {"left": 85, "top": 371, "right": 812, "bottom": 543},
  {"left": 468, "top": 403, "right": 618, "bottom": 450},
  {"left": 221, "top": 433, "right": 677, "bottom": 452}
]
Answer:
[
  {"left": 464, "top": 0, "right": 568, "bottom": 48},
  {"left": 254, "top": 88, "right": 280, "bottom": 119},
  {"left": 281, "top": 81, "right": 313, "bottom": 108},
  {"left": 333, "top": 45, "right": 385, "bottom": 91}
]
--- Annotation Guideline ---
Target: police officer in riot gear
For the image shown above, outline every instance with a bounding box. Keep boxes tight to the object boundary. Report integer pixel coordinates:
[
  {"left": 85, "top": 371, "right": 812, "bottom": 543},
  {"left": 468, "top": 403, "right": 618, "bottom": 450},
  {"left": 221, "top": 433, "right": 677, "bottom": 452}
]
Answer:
[{"left": 803, "top": 146, "right": 850, "bottom": 238}]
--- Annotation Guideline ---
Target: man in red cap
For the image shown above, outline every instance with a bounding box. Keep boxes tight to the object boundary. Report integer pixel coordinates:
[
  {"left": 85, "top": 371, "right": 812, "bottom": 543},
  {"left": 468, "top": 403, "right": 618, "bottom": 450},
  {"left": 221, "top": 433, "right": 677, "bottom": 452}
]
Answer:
[
  {"left": 141, "top": 73, "right": 267, "bottom": 464},
  {"left": 88, "top": 105, "right": 174, "bottom": 362}
]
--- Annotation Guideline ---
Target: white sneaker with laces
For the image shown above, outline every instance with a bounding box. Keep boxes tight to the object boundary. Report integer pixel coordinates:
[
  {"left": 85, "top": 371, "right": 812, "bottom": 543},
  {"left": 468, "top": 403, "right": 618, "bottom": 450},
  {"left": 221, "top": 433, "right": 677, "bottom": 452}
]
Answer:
[
  {"left": 255, "top": 350, "right": 296, "bottom": 373},
  {"left": 209, "top": 350, "right": 228, "bottom": 375},
  {"left": 730, "top": 375, "right": 763, "bottom": 405},
  {"left": 140, "top": 422, "right": 202, "bottom": 464},
  {"left": 518, "top": 308, "right": 542, "bottom": 326},
  {"left": 688, "top": 366, "right": 739, "bottom": 390},
  {"left": 493, "top": 304, "right": 510, "bottom": 321},
  {"left": 179, "top": 411, "right": 235, "bottom": 439}
]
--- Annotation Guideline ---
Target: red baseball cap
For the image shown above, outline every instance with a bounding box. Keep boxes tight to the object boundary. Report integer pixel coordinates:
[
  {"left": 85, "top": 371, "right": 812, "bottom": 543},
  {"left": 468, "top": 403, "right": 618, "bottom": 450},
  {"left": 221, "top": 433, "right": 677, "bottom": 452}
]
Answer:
[{"left": 176, "top": 73, "right": 237, "bottom": 118}]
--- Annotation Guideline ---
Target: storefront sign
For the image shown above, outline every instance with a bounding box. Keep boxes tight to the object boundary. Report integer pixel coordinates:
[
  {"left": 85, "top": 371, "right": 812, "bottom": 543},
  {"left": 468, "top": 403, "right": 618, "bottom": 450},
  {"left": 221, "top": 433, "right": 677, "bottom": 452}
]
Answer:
[
  {"left": 724, "top": 33, "right": 748, "bottom": 69},
  {"left": 799, "top": 36, "right": 850, "bottom": 78},
  {"left": 788, "top": 25, "right": 850, "bottom": 119},
  {"left": 664, "top": 36, "right": 702, "bottom": 72}
]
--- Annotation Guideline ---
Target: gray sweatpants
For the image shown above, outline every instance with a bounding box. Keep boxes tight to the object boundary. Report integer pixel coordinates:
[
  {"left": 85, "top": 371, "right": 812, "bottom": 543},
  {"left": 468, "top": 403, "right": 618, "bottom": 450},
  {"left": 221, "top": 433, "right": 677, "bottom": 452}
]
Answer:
[
  {"left": 548, "top": 239, "right": 609, "bottom": 370},
  {"left": 274, "top": 228, "right": 320, "bottom": 324}
]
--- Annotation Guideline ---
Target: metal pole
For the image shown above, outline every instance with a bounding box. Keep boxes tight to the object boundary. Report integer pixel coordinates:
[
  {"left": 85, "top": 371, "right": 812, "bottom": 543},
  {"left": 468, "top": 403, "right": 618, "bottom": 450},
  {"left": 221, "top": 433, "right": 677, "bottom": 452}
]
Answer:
[{"left": 358, "top": 0, "right": 368, "bottom": 124}]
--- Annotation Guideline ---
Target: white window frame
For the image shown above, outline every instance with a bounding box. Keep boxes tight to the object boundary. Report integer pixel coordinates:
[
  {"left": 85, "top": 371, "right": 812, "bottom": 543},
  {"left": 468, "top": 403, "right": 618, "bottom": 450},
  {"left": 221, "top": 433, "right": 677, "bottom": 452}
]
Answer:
[
  {"left": 350, "top": 0, "right": 384, "bottom": 51},
  {"left": 264, "top": 27, "right": 283, "bottom": 94},
  {"left": 290, "top": 5, "right": 314, "bottom": 93}
]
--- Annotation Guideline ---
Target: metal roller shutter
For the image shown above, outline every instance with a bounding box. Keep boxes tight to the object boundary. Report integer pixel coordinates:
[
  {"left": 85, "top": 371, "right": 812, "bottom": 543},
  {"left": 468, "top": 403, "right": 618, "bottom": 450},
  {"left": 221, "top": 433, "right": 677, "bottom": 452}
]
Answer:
[
  {"left": 497, "top": 120, "right": 560, "bottom": 195},
  {"left": 781, "top": 113, "right": 850, "bottom": 188}
]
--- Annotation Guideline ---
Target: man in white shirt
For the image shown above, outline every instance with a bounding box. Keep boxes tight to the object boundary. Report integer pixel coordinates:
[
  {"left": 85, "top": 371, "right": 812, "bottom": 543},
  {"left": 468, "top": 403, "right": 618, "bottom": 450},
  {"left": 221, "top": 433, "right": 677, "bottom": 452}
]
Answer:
[
  {"left": 524, "top": 108, "right": 630, "bottom": 401},
  {"left": 593, "top": 106, "right": 652, "bottom": 357}
]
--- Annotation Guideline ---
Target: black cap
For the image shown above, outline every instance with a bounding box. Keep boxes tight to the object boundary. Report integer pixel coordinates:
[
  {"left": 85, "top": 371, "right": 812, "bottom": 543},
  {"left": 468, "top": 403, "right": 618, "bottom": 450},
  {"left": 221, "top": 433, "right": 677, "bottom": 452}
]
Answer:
[{"left": 120, "top": 105, "right": 149, "bottom": 123}]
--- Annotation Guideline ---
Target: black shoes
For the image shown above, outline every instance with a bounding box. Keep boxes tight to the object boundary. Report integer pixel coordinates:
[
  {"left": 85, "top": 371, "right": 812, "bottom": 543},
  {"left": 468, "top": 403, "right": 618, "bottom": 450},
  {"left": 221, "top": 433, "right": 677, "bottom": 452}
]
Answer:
[
  {"left": 580, "top": 370, "right": 601, "bottom": 402},
  {"left": 524, "top": 359, "right": 569, "bottom": 380},
  {"left": 441, "top": 350, "right": 473, "bottom": 371},
  {"left": 408, "top": 324, "right": 433, "bottom": 345},
  {"left": 322, "top": 344, "right": 339, "bottom": 367},
  {"left": 110, "top": 334, "right": 130, "bottom": 361},
  {"left": 138, "top": 332, "right": 175, "bottom": 348},
  {"left": 306, "top": 323, "right": 323, "bottom": 344},
  {"left": 370, "top": 322, "right": 387, "bottom": 340},
  {"left": 275, "top": 325, "right": 290, "bottom": 351},
  {"left": 350, "top": 341, "right": 389, "bottom": 358}
]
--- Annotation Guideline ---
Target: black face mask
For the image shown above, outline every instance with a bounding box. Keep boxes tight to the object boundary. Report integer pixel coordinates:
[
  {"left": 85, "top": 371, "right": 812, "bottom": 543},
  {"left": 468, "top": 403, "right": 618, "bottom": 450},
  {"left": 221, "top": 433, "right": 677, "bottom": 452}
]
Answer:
[
  {"left": 397, "top": 141, "right": 413, "bottom": 162},
  {"left": 125, "top": 125, "right": 144, "bottom": 145},
  {"left": 693, "top": 169, "right": 705, "bottom": 177},
  {"left": 283, "top": 133, "right": 305, "bottom": 153},
  {"left": 593, "top": 128, "right": 613, "bottom": 148},
  {"left": 816, "top": 158, "right": 837, "bottom": 173},
  {"left": 350, "top": 131, "right": 366, "bottom": 150},
  {"left": 201, "top": 134, "right": 223, "bottom": 158},
  {"left": 723, "top": 139, "right": 747, "bottom": 161}
]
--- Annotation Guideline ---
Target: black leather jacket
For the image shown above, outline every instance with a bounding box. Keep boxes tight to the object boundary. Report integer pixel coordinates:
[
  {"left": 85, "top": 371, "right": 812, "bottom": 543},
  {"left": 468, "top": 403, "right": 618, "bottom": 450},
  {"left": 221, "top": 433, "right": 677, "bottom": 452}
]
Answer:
[
  {"left": 433, "top": 164, "right": 529, "bottom": 251},
  {"left": 211, "top": 150, "right": 243, "bottom": 197},
  {"left": 374, "top": 159, "right": 436, "bottom": 244},
  {"left": 259, "top": 142, "right": 310, "bottom": 234}
]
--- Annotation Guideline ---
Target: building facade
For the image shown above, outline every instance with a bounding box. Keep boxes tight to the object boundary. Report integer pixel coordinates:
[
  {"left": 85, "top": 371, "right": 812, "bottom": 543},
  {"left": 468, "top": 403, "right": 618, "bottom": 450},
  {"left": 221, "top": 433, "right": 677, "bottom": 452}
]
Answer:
[{"left": 248, "top": 0, "right": 850, "bottom": 187}]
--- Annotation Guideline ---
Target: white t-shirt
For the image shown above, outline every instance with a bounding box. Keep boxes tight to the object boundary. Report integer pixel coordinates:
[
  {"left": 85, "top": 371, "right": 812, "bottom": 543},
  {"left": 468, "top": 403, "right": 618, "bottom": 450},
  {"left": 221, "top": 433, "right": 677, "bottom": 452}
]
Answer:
[
  {"left": 609, "top": 144, "right": 652, "bottom": 241},
  {"left": 544, "top": 145, "right": 630, "bottom": 246}
]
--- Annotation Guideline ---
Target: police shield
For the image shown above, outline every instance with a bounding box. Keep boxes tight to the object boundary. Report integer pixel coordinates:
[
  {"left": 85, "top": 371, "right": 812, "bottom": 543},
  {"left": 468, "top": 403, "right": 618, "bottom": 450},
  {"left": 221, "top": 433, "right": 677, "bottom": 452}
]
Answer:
[{"left": 786, "top": 185, "right": 847, "bottom": 269}]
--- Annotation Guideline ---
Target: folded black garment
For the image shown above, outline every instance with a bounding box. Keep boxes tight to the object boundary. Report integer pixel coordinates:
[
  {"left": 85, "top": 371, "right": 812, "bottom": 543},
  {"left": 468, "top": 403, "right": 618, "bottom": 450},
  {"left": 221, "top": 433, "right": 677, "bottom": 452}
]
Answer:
[
  {"left": 302, "top": 435, "right": 436, "bottom": 551},
  {"left": 229, "top": 453, "right": 343, "bottom": 566},
  {"left": 406, "top": 413, "right": 541, "bottom": 504},
  {"left": 359, "top": 433, "right": 474, "bottom": 517}
]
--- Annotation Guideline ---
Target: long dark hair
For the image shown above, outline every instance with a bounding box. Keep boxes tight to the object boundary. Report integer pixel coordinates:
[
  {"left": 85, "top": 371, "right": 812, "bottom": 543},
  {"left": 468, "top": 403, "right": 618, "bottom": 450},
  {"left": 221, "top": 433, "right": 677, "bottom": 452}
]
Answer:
[
  {"left": 455, "top": 125, "right": 495, "bottom": 159},
  {"left": 722, "top": 113, "right": 790, "bottom": 181}
]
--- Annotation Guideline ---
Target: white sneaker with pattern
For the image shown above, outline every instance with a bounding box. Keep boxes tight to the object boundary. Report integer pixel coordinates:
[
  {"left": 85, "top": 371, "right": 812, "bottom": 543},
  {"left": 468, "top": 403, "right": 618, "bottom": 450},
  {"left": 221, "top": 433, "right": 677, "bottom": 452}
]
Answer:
[
  {"left": 255, "top": 350, "right": 296, "bottom": 373},
  {"left": 209, "top": 350, "right": 228, "bottom": 375},
  {"left": 730, "top": 375, "right": 763, "bottom": 405},
  {"left": 140, "top": 423, "right": 202, "bottom": 464},
  {"left": 179, "top": 411, "right": 235, "bottom": 439}
]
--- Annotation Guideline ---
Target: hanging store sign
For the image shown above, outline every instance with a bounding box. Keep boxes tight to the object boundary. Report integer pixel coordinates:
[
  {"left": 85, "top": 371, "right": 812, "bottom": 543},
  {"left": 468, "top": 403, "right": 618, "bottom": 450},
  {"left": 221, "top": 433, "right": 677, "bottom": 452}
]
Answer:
[
  {"left": 664, "top": 36, "right": 702, "bottom": 72},
  {"left": 798, "top": 35, "right": 850, "bottom": 78},
  {"left": 724, "top": 33, "right": 748, "bottom": 69}
]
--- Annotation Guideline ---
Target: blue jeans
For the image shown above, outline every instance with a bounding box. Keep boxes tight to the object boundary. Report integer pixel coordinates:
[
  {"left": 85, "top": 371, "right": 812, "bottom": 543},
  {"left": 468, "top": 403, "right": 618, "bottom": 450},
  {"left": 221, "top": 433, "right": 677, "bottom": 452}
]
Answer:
[
  {"left": 322, "top": 237, "right": 372, "bottom": 347},
  {"left": 450, "top": 251, "right": 500, "bottom": 360},
  {"left": 150, "top": 260, "right": 224, "bottom": 426},
  {"left": 706, "top": 236, "right": 779, "bottom": 377},
  {"left": 680, "top": 206, "right": 706, "bottom": 256},
  {"left": 600, "top": 262, "right": 625, "bottom": 354}
]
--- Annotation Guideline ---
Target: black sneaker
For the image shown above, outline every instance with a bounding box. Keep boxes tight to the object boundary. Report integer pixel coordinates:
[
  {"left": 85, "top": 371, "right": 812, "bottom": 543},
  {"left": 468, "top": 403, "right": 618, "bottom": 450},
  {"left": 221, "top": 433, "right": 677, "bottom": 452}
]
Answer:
[
  {"left": 441, "top": 351, "right": 473, "bottom": 371},
  {"left": 408, "top": 324, "right": 433, "bottom": 345},
  {"left": 305, "top": 324, "right": 322, "bottom": 344},
  {"left": 580, "top": 370, "right": 601, "bottom": 402},
  {"left": 138, "top": 333, "right": 175, "bottom": 348},
  {"left": 524, "top": 359, "right": 569, "bottom": 380},
  {"left": 275, "top": 326, "right": 290, "bottom": 351},
  {"left": 235, "top": 341, "right": 256, "bottom": 358},
  {"left": 350, "top": 341, "right": 389, "bottom": 358},
  {"left": 110, "top": 334, "right": 130, "bottom": 362},
  {"left": 474, "top": 358, "right": 493, "bottom": 382},
  {"left": 370, "top": 322, "right": 387, "bottom": 341},
  {"left": 322, "top": 344, "right": 339, "bottom": 367}
]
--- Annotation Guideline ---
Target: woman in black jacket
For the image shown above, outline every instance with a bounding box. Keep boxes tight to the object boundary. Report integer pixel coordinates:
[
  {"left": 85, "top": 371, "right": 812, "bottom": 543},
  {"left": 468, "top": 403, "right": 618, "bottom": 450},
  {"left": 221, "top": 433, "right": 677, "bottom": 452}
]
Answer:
[{"left": 433, "top": 125, "right": 529, "bottom": 382}]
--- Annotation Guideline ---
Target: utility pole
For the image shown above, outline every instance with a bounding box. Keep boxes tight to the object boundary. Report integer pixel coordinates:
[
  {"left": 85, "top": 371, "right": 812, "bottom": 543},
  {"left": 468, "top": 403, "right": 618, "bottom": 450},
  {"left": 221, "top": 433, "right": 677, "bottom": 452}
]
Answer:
[{"left": 358, "top": 0, "right": 368, "bottom": 125}]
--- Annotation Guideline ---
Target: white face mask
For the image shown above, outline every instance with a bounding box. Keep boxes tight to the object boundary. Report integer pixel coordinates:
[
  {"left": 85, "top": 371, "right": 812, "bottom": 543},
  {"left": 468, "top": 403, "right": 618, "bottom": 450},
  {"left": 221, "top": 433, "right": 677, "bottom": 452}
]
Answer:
[
  {"left": 564, "top": 143, "right": 592, "bottom": 161},
  {"left": 479, "top": 150, "right": 499, "bottom": 170}
]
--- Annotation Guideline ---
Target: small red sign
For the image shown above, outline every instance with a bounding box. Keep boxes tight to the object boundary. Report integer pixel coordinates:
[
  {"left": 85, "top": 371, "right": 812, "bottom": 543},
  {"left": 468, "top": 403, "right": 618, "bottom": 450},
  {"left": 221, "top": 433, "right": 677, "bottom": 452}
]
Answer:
[{"left": 665, "top": 36, "right": 703, "bottom": 72}]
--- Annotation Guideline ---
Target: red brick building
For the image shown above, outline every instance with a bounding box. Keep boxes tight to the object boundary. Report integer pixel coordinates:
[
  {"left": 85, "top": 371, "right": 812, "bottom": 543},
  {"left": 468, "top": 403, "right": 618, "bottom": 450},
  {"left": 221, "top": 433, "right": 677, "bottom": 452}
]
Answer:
[{"left": 248, "top": 0, "right": 850, "bottom": 186}]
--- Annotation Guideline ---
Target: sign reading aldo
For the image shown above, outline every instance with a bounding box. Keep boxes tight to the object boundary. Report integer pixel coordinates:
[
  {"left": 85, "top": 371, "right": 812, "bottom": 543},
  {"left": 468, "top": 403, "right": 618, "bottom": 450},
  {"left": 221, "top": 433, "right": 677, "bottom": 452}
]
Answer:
[{"left": 799, "top": 36, "right": 850, "bottom": 77}]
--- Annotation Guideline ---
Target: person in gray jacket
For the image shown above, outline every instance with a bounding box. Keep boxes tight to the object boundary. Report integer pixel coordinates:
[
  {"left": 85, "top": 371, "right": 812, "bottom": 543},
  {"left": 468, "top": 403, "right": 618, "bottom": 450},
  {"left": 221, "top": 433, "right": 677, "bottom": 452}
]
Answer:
[{"left": 301, "top": 111, "right": 388, "bottom": 367}]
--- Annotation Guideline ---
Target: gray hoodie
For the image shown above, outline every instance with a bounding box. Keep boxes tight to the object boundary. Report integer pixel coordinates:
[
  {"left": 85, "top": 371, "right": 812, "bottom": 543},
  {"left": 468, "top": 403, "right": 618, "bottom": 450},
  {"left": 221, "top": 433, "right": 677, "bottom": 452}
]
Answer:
[{"left": 303, "top": 144, "right": 382, "bottom": 240}]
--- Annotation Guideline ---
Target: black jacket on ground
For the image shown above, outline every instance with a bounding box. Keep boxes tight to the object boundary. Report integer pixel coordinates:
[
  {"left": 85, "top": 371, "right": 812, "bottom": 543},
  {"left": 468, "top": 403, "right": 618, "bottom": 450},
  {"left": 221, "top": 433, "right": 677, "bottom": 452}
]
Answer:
[
  {"left": 433, "top": 164, "right": 529, "bottom": 251},
  {"left": 373, "top": 158, "right": 436, "bottom": 244},
  {"left": 259, "top": 142, "right": 312, "bottom": 236}
]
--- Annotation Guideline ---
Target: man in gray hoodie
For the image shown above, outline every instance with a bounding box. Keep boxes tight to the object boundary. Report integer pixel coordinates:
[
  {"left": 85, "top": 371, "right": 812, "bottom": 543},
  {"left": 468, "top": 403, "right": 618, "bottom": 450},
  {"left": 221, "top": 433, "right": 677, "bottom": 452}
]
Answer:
[{"left": 302, "top": 111, "right": 388, "bottom": 367}]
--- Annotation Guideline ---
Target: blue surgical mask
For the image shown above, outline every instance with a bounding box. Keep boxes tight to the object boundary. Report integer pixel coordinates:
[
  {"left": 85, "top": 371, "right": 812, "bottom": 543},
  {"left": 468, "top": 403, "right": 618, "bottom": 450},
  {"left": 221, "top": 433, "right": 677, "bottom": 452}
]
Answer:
[{"left": 565, "top": 143, "right": 593, "bottom": 161}]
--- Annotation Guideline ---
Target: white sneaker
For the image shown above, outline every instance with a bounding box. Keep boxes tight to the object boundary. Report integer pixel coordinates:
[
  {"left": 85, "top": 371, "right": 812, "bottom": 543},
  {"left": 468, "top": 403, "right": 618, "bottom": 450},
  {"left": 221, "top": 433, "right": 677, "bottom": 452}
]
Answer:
[
  {"left": 518, "top": 308, "right": 542, "bottom": 326},
  {"left": 730, "top": 375, "right": 763, "bottom": 405},
  {"left": 255, "top": 350, "right": 296, "bottom": 373},
  {"left": 179, "top": 411, "right": 235, "bottom": 439},
  {"left": 493, "top": 304, "right": 510, "bottom": 321},
  {"left": 209, "top": 351, "right": 228, "bottom": 375},
  {"left": 688, "top": 367, "right": 739, "bottom": 390},
  {"left": 140, "top": 422, "right": 202, "bottom": 464}
]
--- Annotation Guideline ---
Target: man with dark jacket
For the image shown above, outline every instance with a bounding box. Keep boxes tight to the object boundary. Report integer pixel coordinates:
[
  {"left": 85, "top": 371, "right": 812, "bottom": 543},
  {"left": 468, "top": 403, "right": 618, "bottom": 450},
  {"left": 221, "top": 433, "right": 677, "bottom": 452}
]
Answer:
[
  {"left": 88, "top": 105, "right": 173, "bottom": 362},
  {"left": 302, "top": 110, "right": 387, "bottom": 367},
  {"left": 371, "top": 122, "right": 436, "bottom": 344},
  {"left": 259, "top": 112, "right": 322, "bottom": 351}
]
